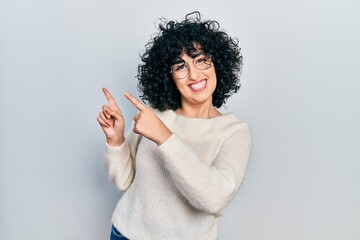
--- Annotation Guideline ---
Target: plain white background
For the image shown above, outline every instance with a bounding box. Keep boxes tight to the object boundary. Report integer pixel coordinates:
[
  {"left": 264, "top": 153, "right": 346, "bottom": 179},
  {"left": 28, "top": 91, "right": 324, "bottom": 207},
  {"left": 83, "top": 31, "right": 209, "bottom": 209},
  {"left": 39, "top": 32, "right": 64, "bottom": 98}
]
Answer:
[{"left": 1, "top": 0, "right": 359, "bottom": 239}]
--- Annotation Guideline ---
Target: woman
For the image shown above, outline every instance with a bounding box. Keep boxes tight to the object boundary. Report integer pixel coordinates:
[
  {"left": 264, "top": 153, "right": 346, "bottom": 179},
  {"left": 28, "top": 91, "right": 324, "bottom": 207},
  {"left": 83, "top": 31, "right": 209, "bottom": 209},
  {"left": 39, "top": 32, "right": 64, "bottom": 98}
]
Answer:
[{"left": 97, "top": 12, "right": 252, "bottom": 240}]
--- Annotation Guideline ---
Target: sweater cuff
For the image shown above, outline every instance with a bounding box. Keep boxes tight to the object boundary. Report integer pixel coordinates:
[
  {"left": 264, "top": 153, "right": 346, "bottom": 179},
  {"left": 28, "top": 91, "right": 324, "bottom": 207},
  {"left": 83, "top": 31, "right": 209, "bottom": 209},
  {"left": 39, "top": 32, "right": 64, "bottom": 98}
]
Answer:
[{"left": 105, "top": 141, "right": 129, "bottom": 158}]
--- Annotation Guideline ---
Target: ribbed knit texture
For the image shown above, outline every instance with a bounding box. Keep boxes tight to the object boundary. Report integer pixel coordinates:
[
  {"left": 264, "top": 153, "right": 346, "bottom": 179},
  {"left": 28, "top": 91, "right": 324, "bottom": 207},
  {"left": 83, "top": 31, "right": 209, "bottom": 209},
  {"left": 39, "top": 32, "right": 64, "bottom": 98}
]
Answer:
[{"left": 103, "top": 110, "right": 252, "bottom": 240}]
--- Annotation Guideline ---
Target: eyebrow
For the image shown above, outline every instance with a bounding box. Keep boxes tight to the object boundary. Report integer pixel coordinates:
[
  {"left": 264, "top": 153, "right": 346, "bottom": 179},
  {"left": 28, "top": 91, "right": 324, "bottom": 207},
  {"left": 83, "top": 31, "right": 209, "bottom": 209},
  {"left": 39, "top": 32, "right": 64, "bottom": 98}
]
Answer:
[
  {"left": 173, "top": 52, "right": 205, "bottom": 64},
  {"left": 189, "top": 51, "right": 204, "bottom": 58},
  {"left": 173, "top": 59, "right": 185, "bottom": 65}
]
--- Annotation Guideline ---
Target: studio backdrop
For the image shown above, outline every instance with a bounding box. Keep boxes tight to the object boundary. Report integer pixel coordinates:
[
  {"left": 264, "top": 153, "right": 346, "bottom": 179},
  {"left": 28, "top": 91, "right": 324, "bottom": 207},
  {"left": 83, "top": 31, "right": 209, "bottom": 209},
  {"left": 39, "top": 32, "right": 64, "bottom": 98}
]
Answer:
[{"left": 0, "top": 0, "right": 359, "bottom": 239}]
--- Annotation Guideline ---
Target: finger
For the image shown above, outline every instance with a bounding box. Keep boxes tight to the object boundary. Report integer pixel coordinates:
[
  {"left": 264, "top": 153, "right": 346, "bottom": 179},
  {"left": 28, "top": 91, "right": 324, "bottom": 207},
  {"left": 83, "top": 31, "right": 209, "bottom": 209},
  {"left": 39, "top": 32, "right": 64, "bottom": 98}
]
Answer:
[
  {"left": 102, "top": 105, "right": 110, "bottom": 111},
  {"left": 124, "top": 92, "right": 146, "bottom": 111},
  {"left": 133, "top": 113, "right": 140, "bottom": 121},
  {"left": 102, "top": 105, "right": 111, "bottom": 118},
  {"left": 133, "top": 125, "right": 140, "bottom": 134},
  {"left": 102, "top": 87, "right": 120, "bottom": 110},
  {"left": 99, "top": 111, "right": 112, "bottom": 125},
  {"left": 97, "top": 116, "right": 111, "bottom": 127}
]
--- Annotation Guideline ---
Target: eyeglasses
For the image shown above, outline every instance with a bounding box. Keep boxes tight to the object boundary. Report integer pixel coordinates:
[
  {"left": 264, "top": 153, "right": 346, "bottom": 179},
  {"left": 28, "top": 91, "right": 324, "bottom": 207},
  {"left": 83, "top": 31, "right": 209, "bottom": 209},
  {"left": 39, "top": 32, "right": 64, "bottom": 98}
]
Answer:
[{"left": 170, "top": 53, "right": 212, "bottom": 80}]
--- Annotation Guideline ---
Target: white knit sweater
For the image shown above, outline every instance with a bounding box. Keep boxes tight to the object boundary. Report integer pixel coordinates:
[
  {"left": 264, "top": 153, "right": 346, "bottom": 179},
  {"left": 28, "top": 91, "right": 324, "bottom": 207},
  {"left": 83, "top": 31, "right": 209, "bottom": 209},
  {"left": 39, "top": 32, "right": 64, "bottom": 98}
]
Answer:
[{"left": 103, "top": 109, "right": 252, "bottom": 240}]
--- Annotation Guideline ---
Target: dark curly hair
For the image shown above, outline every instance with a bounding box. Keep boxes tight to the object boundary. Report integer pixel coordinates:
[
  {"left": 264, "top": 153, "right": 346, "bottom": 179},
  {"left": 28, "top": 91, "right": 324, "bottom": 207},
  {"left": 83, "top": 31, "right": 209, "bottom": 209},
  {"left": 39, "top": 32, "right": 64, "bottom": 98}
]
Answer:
[{"left": 137, "top": 11, "right": 243, "bottom": 111}]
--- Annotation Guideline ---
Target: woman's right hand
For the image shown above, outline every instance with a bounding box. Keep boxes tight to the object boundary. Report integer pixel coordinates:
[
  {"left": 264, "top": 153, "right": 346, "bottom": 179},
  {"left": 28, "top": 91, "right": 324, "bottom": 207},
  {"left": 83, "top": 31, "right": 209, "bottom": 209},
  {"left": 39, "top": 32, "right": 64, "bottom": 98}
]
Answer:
[{"left": 97, "top": 87, "right": 125, "bottom": 147}]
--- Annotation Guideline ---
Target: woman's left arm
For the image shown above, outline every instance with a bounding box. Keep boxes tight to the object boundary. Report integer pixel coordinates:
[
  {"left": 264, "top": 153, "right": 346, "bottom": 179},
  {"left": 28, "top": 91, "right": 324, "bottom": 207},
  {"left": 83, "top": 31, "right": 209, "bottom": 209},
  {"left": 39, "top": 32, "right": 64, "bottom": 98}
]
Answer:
[
  {"left": 124, "top": 93, "right": 252, "bottom": 214},
  {"left": 158, "top": 124, "right": 252, "bottom": 215}
]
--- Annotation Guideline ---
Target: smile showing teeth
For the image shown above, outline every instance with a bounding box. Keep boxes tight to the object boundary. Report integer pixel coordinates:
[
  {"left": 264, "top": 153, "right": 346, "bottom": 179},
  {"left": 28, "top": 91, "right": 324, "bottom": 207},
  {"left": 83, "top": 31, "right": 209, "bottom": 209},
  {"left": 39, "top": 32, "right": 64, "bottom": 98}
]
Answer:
[{"left": 189, "top": 80, "right": 207, "bottom": 92}]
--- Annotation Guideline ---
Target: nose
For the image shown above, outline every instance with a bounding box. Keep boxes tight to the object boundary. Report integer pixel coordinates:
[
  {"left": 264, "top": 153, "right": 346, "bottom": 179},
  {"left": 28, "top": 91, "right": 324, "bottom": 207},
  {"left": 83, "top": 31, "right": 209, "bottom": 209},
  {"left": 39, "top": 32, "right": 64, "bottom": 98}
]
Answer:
[{"left": 187, "top": 63, "right": 200, "bottom": 81}]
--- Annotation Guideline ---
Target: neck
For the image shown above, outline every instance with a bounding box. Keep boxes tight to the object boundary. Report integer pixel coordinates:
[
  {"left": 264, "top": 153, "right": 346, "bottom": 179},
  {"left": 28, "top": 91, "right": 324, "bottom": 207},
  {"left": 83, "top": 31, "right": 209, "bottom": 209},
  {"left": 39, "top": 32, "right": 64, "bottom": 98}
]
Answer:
[{"left": 176, "top": 102, "right": 221, "bottom": 119}]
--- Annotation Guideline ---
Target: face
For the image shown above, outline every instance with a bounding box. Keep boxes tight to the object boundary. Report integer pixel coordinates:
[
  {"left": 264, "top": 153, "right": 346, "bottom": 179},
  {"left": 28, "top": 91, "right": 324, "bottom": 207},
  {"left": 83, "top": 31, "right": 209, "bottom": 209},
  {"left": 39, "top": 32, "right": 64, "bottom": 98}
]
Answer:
[{"left": 171, "top": 50, "right": 217, "bottom": 108}]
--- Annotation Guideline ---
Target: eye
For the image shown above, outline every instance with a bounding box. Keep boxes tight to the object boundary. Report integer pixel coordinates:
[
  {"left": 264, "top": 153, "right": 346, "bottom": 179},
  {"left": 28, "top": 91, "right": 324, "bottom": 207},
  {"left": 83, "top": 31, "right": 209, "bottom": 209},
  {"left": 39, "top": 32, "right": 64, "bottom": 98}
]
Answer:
[
  {"left": 195, "top": 55, "right": 209, "bottom": 65},
  {"left": 173, "top": 63, "right": 186, "bottom": 71}
]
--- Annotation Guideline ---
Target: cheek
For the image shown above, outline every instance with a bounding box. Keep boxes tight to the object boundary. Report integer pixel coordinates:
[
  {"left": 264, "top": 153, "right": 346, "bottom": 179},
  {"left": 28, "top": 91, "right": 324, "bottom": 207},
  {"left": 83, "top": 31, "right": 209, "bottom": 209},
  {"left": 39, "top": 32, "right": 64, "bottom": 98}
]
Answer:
[
  {"left": 173, "top": 80, "right": 187, "bottom": 91},
  {"left": 209, "top": 70, "right": 217, "bottom": 88}
]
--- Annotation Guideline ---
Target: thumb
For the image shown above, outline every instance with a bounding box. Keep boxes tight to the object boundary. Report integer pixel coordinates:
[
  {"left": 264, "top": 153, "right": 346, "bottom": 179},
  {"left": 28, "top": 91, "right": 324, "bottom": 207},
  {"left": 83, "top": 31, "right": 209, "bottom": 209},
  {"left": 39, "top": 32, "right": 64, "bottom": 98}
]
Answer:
[{"left": 106, "top": 109, "right": 123, "bottom": 121}]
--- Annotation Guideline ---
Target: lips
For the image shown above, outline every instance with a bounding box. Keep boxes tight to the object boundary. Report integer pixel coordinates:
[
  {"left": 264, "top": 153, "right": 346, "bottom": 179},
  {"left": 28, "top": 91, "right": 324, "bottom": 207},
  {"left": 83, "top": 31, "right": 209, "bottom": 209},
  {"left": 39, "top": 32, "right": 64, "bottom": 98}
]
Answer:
[{"left": 188, "top": 79, "right": 207, "bottom": 92}]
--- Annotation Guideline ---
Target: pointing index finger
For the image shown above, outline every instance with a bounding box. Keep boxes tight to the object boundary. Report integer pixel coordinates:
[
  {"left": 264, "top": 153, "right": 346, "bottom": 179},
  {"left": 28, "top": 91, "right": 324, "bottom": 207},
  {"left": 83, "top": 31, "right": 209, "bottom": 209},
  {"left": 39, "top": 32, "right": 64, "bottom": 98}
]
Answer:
[
  {"left": 102, "top": 87, "right": 119, "bottom": 109},
  {"left": 124, "top": 93, "right": 146, "bottom": 111}
]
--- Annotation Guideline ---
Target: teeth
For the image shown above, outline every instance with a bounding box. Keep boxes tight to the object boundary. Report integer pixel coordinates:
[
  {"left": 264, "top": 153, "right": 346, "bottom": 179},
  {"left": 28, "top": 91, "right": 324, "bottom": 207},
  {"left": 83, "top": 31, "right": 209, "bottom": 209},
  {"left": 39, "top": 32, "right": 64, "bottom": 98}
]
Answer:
[{"left": 189, "top": 80, "right": 206, "bottom": 90}]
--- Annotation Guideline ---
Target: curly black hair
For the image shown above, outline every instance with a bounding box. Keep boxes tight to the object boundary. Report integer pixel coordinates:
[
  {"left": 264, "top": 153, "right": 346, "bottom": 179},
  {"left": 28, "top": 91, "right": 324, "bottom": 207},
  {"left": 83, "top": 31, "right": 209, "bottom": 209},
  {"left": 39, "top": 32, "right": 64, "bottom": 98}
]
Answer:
[{"left": 137, "top": 11, "right": 243, "bottom": 111}]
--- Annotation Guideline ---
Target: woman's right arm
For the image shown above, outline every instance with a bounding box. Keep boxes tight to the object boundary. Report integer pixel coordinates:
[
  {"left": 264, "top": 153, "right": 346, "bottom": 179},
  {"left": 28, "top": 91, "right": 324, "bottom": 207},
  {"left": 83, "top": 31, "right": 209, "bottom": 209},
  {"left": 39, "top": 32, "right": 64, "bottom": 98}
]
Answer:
[
  {"left": 98, "top": 87, "right": 140, "bottom": 191},
  {"left": 103, "top": 129, "right": 141, "bottom": 191}
]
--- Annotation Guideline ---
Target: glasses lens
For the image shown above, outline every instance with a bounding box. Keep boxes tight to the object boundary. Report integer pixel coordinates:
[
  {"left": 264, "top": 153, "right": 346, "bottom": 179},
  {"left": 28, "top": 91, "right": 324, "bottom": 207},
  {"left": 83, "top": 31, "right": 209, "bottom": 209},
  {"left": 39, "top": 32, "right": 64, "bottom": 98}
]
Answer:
[
  {"left": 171, "top": 54, "right": 212, "bottom": 79},
  {"left": 194, "top": 54, "right": 212, "bottom": 70},
  {"left": 171, "top": 63, "right": 188, "bottom": 79}
]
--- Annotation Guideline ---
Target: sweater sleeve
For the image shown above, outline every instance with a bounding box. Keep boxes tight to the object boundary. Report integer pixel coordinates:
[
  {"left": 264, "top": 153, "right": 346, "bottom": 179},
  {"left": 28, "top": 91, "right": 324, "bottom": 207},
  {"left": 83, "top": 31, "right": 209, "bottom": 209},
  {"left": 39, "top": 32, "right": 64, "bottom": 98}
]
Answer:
[
  {"left": 157, "top": 123, "right": 251, "bottom": 214},
  {"left": 103, "top": 129, "right": 141, "bottom": 191}
]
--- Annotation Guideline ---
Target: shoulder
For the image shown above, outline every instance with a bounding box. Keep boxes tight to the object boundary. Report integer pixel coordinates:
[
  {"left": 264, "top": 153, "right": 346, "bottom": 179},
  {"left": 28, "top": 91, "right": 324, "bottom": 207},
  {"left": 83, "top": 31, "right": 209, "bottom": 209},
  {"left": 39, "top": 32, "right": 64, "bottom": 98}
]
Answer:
[
  {"left": 154, "top": 108, "right": 250, "bottom": 141},
  {"left": 217, "top": 113, "right": 251, "bottom": 140},
  {"left": 151, "top": 107, "right": 172, "bottom": 118}
]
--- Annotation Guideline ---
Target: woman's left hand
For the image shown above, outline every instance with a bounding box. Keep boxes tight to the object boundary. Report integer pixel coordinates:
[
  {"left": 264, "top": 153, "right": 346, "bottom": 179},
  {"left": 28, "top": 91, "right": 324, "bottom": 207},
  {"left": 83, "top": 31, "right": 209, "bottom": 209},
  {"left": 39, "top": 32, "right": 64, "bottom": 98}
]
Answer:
[{"left": 125, "top": 93, "right": 172, "bottom": 145}]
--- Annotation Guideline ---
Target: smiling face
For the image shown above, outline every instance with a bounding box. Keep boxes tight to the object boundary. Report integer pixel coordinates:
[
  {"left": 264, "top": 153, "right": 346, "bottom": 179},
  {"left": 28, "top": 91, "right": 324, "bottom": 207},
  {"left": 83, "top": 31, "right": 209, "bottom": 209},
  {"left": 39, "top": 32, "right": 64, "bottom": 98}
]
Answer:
[{"left": 172, "top": 50, "right": 217, "bottom": 109}]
